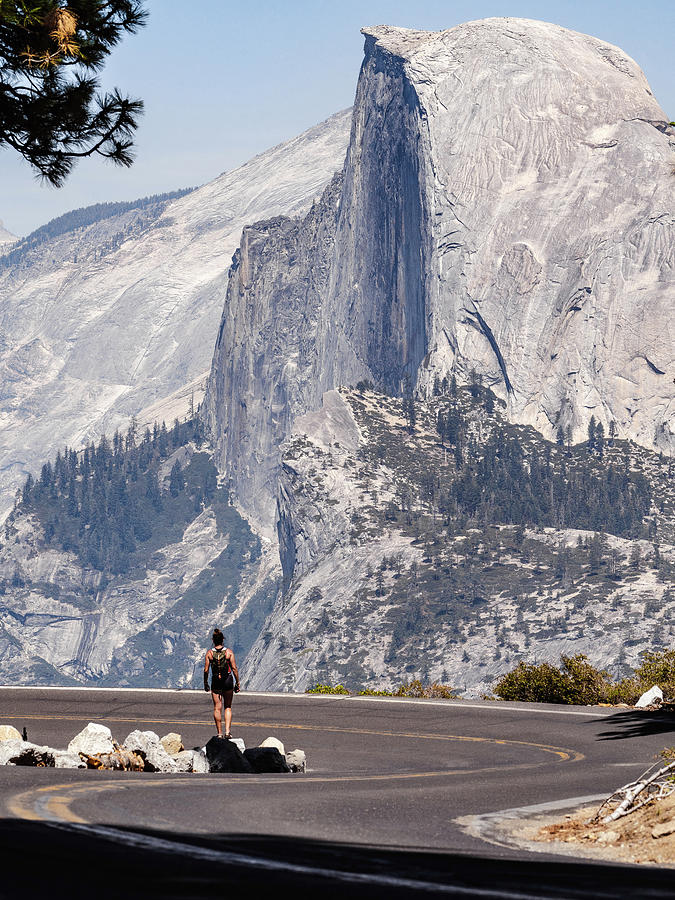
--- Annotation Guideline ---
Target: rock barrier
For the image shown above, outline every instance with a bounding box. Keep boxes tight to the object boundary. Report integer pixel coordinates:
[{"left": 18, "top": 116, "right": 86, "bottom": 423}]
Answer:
[{"left": 0, "top": 721, "right": 305, "bottom": 774}]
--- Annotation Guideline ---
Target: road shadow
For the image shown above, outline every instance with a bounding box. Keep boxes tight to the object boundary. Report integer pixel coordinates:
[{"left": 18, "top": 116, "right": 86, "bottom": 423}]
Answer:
[
  {"left": 0, "top": 819, "right": 674, "bottom": 898},
  {"left": 593, "top": 708, "right": 675, "bottom": 742}
]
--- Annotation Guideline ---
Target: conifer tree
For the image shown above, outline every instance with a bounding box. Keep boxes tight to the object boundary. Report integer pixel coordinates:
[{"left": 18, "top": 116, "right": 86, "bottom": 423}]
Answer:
[{"left": 0, "top": 1, "right": 146, "bottom": 185}]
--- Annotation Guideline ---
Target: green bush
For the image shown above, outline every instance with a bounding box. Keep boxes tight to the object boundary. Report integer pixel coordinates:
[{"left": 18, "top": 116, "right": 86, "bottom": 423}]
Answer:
[
  {"left": 493, "top": 654, "right": 612, "bottom": 704},
  {"left": 357, "top": 688, "right": 393, "bottom": 696},
  {"left": 604, "top": 677, "right": 641, "bottom": 705},
  {"left": 393, "top": 679, "right": 457, "bottom": 699},
  {"left": 494, "top": 651, "right": 675, "bottom": 705},
  {"left": 305, "top": 683, "right": 350, "bottom": 695},
  {"left": 635, "top": 650, "right": 675, "bottom": 698},
  {"left": 305, "top": 680, "right": 457, "bottom": 698}
]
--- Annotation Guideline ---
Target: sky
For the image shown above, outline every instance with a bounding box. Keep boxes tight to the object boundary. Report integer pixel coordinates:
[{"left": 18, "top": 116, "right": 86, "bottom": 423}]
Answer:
[{"left": 1, "top": 0, "right": 673, "bottom": 237}]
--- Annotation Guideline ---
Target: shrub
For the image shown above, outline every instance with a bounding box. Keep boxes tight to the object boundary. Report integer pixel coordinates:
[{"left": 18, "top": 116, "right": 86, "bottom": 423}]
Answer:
[
  {"left": 493, "top": 660, "right": 570, "bottom": 703},
  {"left": 634, "top": 650, "right": 675, "bottom": 698},
  {"left": 493, "top": 654, "right": 612, "bottom": 705},
  {"left": 305, "top": 683, "right": 350, "bottom": 695},
  {"left": 604, "top": 677, "right": 640, "bottom": 705},
  {"left": 393, "top": 679, "right": 457, "bottom": 699},
  {"left": 357, "top": 688, "right": 393, "bottom": 696},
  {"left": 304, "top": 681, "right": 458, "bottom": 698}
]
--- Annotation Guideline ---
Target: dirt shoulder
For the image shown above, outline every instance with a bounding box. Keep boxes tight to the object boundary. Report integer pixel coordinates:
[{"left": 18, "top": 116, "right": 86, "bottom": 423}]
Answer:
[{"left": 520, "top": 794, "right": 675, "bottom": 867}]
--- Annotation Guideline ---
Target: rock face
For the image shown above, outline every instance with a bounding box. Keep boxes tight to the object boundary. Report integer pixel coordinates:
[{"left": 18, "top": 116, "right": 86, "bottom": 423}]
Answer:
[
  {"left": 286, "top": 749, "right": 307, "bottom": 773},
  {"left": 260, "top": 736, "right": 285, "bottom": 756},
  {"left": 0, "top": 740, "right": 55, "bottom": 766},
  {"left": 0, "top": 220, "right": 15, "bottom": 245},
  {"left": 0, "top": 492, "right": 279, "bottom": 686},
  {"left": 0, "top": 110, "right": 351, "bottom": 517},
  {"left": 204, "top": 18, "right": 675, "bottom": 533},
  {"left": 241, "top": 386, "right": 675, "bottom": 695}
]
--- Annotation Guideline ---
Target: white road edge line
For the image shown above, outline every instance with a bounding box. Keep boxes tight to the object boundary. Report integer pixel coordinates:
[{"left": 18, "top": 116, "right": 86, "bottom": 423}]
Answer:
[
  {"left": 47, "top": 820, "right": 559, "bottom": 899},
  {"left": 0, "top": 686, "right": 615, "bottom": 717}
]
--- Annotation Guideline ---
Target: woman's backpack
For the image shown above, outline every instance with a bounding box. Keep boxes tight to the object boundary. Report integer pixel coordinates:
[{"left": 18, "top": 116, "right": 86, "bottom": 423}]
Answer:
[{"left": 211, "top": 647, "right": 231, "bottom": 678}]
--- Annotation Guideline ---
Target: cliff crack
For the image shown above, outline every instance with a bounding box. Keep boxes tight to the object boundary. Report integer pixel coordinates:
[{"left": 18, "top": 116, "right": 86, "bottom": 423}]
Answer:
[
  {"left": 463, "top": 303, "right": 514, "bottom": 394},
  {"left": 643, "top": 356, "right": 666, "bottom": 375}
]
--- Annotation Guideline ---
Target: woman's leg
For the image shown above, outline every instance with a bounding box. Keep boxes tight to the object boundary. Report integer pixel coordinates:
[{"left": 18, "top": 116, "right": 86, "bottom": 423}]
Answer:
[
  {"left": 211, "top": 690, "right": 223, "bottom": 736},
  {"left": 222, "top": 690, "right": 234, "bottom": 736}
]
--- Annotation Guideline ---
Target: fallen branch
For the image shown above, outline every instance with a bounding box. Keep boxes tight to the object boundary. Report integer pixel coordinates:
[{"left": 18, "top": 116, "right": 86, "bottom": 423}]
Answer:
[{"left": 593, "top": 759, "right": 675, "bottom": 824}]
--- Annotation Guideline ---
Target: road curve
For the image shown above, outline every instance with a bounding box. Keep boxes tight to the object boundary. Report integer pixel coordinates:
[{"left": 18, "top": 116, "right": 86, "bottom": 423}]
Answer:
[{"left": 0, "top": 687, "right": 673, "bottom": 898}]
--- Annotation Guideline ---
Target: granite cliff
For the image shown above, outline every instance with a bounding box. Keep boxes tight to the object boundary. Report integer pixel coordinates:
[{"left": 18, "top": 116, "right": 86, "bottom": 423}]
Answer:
[
  {"left": 0, "top": 110, "right": 351, "bottom": 518},
  {"left": 204, "top": 18, "right": 675, "bottom": 536},
  {"left": 242, "top": 386, "right": 675, "bottom": 695}
]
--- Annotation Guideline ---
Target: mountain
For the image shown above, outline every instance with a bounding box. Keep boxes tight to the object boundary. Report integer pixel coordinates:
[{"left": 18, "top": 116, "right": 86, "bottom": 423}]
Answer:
[
  {"left": 244, "top": 385, "right": 674, "bottom": 694},
  {"left": 0, "top": 109, "right": 352, "bottom": 518},
  {"left": 2, "top": 19, "right": 673, "bottom": 693},
  {"left": 204, "top": 18, "right": 675, "bottom": 535},
  {"left": 0, "top": 418, "right": 279, "bottom": 685},
  {"left": 0, "top": 220, "right": 16, "bottom": 245}
]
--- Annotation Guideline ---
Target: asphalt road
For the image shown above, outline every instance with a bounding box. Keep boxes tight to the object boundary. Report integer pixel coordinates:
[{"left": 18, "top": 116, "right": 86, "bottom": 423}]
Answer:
[{"left": 0, "top": 687, "right": 674, "bottom": 898}]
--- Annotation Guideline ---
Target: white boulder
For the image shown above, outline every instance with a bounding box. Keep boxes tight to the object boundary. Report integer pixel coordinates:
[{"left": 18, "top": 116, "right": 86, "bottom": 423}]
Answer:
[
  {"left": 191, "top": 749, "right": 210, "bottom": 774},
  {"left": 172, "top": 749, "right": 211, "bottom": 773},
  {"left": 68, "top": 722, "right": 114, "bottom": 757},
  {"left": 230, "top": 738, "right": 246, "bottom": 754},
  {"left": 286, "top": 749, "right": 307, "bottom": 773},
  {"left": 260, "top": 736, "right": 285, "bottom": 756},
  {"left": 0, "top": 725, "right": 22, "bottom": 742},
  {"left": 0, "top": 740, "right": 54, "bottom": 766},
  {"left": 53, "top": 750, "right": 87, "bottom": 769},
  {"left": 635, "top": 685, "right": 663, "bottom": 708},
  {"left": 123, "top": 730, "right": 178, "bottom": 773},
  {"left": 172, "top": 750, "right": 196, "bottom": 773}
]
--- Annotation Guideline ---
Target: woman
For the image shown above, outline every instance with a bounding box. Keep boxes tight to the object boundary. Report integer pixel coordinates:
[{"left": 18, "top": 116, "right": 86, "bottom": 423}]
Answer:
[{"left": 203, "top": 628, "right": 240, "bottom": 739}]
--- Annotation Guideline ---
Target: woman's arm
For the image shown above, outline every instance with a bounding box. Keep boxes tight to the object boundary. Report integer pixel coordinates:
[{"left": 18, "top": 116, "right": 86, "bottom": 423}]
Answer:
[
  {"left": 203, "top": 649, "right": 212, "bottom": 692},
  {"left": 228, "top": 650, "right": 241, "bottom": 692}
]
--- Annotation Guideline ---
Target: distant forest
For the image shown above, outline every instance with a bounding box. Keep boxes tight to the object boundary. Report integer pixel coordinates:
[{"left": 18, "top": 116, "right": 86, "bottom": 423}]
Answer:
[
  {"left": 0, "top": 187, "right": 194, "bottom": 269},
  {"left": 356, "top": 379, "right": 654, "bottom": 542},
  {"left": 16, "top": 415, "right": 223, "bottom": 576}
]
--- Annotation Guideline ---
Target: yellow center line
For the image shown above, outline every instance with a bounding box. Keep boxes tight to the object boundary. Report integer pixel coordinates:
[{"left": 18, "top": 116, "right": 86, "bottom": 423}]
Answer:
[
  {"left": 1, "top": 713, "right": 584, "bottom": 761},
  {"left": 4, "top": 710, "right": 584, "bottom": 826},
  {"left": 7, "top": 750, "right": 578, "bottom": 827}
]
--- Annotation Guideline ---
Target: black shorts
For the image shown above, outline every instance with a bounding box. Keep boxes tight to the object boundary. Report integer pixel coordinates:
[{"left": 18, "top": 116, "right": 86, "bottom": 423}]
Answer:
[{"left": 211, "top": 673, "right": 234, "bottom": 694}]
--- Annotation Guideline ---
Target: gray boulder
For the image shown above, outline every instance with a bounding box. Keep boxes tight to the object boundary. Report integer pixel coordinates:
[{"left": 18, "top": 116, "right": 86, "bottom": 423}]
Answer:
[
  {"left": 123, "top": 730, "right": 178, "bottom": 773},
  {"left": 68, "top": 722, "right": 114, "bottom": 757},
  {"left": 205, "top": 736, "right": 253, "bottom": 773},
  {"left": 244, "top": 747, "right": 290, "bottom": 773},
  {"left": 635, "top": 685, "right": 663, "bottom": 708}
]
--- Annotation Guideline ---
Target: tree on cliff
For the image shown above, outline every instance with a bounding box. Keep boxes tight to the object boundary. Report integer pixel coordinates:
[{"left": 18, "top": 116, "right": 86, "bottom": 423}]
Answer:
[{"left": 0, "top": 1, "right": 146, "bottom": 185}]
